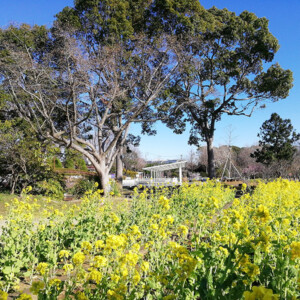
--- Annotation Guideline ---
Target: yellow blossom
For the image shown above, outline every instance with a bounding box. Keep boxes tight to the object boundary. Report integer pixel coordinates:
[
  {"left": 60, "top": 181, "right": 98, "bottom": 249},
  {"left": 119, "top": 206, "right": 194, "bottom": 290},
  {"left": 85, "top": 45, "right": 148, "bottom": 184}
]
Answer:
[
  {"left": 76, "top": 292, "right": 88, "bottom": 300},
  {"left": 49, "top": 278, "right": 62, "bottom": 290},
  {"left": 63, "top": 264, "right": 74, "bottom": 273},
  {"left": 16, "top": 294, "right": 32, "bottom": 300},
  {"left": 36, "top": 262, "right": 49, "bottom": 276},
  {"left": 132, "top": 270, "right": 141, "bottom": 285},
  {"left": 0, "top": 290, "right": 8, "bottom": 300},
  {"left": 255, "top": 205, "right": 271, "bottom": 223},
  {"left": 88, "top": 269, "right": 102, "bottom": 284},
  {"left": 107, "top": 289, "right": 124, "bottom": 300},
  {"left": 93, "top": 256, "right": 107, "bottom": 268},
  {"left": 59, "top": 250, "right": 71, "bottom": 259},
  {"left": 242, "top": 263, "right": 260, "bottom": 280},
  {"left": 95, "top": 240, "right": 105, "bottom": 249},
  {"left": 178, "top": 225, "right": 189, "bottom": 237},
  {"left": 141, "top": 261, "right": 150, "bottom": 273},
  {"left": 111, "top": 274, "right": 120, "bottom": 283},
  {"left": 158, "top": 196, "right": 170, "bottom": 210},
  {"left": 244, "top": 286, "right": 279, "bottom": 300},
  {"left": 290, "top": 241, "right": 300, "bottom": 260},
  {"left": 81, "top": 241, "right": 92, "bottom": 253},
  {"left": 72, "top": 252, "right": 85, "bottom": 265}
]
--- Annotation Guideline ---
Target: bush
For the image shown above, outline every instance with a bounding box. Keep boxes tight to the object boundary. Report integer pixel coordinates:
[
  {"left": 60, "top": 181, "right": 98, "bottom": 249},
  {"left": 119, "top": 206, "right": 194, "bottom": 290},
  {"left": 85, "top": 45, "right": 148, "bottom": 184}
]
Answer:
[
  {"left": 36, "top": 178, "right": 65, "bottom": 200},
  {"left": 64, "top": 158, "right": 75, "bottom": 169},
  {"left": 54, "top": 157, "right": 63, "bottom": 168},
  {"left": 70, "top": 178, "right": 98, "bottom": 197},
  {"left": 77, "top": 158, "right": 88, "bottom": 171}
]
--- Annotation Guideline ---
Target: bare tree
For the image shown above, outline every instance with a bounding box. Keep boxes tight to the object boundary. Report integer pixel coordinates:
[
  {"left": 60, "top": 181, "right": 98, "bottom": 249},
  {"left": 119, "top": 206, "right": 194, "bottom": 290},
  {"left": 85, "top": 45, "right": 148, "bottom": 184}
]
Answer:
[
  {"left": 236, "top": 146, "right": 265, "bottom": 178},
  {"left": 0, "top": 26, "right": 180, "bottom": 193},
  {"left": 123, "top": 147, "right": 146, "bottom": 172},
  {"left": 289, "top": 146, "right": 300, "bottom": 179}
]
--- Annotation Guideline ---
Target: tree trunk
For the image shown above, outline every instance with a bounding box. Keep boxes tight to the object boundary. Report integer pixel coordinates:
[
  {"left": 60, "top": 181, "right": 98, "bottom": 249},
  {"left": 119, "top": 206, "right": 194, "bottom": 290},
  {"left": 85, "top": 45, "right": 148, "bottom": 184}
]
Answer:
[
  {"left": 206, "top": 137, "right": 216, "bottom": 179},
  {"left": 10, "top": 174, "right": 18, "bottom": 195},
  {"left": 116, "top": 149, "right": 123, "bottom": 191},
  {"left": 94, "top": 162, "right": 110, "bottom": 195},
  {"left": 100, "top": 171, "right": 110, "bottom": 195},
  {"left": 99, "top": 170, "right": 110, "bottom": 195}
]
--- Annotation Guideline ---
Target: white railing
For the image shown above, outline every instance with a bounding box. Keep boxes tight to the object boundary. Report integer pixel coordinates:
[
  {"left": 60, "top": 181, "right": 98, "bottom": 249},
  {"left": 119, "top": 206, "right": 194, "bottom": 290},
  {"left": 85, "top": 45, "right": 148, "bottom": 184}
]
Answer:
[{"left": 123, "top": 177, "right": 179, "bottom": 187}]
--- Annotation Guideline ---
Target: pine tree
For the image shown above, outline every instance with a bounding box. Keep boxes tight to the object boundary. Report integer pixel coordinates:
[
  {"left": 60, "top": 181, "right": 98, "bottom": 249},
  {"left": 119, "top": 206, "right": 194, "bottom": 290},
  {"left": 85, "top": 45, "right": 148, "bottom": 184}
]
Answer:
[{"left": 251, "top": 113, "right": 300, "bottom": 166}]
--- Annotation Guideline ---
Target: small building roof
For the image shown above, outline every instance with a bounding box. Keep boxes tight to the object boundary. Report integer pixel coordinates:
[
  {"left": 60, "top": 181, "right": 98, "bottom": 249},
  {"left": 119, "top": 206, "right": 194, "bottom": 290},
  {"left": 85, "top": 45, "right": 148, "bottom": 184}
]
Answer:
[{"left": 143, "top": 161, "right": 187, "bottom": 172}]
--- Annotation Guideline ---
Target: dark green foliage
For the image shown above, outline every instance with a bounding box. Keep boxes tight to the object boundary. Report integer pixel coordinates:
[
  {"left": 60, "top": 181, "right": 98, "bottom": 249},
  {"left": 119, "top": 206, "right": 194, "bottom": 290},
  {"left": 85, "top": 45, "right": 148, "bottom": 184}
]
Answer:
[
  {"left": 0, "top": 24, "right": 48, "bottom": 50},
  {"left": 0, "top": 24, "right": 49, "bottom": 66},
  {"left": 163, "top": 7, "right": 293, "bottom": 178},
  {"left": 55, "top": 0, "right": 212, "bottom": 43},
  {"left": 55, "top": 0, "right": 147, "bottom": 44},
  {"left": 0, "top": 118, "right": 64, "bottom": 194},
  {"left": 146, "top": 0, "right": 210, "bottom": 36},
  {"left": 251, "top": 113, "right": 300, "bottom": 166}
]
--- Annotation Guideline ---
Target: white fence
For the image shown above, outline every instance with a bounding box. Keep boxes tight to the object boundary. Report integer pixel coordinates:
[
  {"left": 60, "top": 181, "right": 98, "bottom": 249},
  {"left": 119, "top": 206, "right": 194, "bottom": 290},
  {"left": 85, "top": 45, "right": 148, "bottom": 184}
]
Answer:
[{"left": 123, "top": 177, "right": 179, "bottom": 187}]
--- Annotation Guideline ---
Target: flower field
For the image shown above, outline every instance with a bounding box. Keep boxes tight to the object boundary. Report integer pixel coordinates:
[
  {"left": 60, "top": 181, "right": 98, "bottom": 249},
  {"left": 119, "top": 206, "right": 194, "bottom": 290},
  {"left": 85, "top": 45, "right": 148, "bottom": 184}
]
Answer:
[{"left": 0, "top": 179, "right": 299, "bottom": 299}]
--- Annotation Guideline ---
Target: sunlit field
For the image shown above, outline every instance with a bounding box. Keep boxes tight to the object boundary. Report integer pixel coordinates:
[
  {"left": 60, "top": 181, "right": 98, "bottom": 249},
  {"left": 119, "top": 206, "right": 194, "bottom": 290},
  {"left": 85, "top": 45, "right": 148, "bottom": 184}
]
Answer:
[{"left": 0, "top": 179, "right": 299, "bottom": 299}]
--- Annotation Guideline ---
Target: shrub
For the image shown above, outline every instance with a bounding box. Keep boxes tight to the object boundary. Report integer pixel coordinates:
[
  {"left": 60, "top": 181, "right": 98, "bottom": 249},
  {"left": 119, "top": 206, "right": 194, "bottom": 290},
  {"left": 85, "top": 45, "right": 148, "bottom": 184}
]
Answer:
[
  {"left": 36, "top": 179, "right": 65, "bottom": 200},
  {"left": 70, "top": 178, "right": 98, "bottom": 197}
]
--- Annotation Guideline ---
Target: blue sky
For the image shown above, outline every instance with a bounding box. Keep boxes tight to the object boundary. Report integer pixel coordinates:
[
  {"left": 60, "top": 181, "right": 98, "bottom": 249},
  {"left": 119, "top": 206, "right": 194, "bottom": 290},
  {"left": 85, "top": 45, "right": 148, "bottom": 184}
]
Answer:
[{"left": 1, "top": 0, "right": 299, "bottom": 160}]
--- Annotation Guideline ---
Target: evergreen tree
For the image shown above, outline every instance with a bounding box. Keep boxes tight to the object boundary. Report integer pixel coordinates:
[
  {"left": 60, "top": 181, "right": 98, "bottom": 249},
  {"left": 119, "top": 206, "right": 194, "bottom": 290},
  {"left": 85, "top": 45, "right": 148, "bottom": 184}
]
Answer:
[{"left": 251, "top": 113, "right": 300, "bottom": 166}]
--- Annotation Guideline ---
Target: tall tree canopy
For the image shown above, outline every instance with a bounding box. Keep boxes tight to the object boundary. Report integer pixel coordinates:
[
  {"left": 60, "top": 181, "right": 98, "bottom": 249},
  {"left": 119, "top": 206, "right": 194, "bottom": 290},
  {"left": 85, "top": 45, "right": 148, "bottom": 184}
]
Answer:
[
  {"left": 251, "top": 113, "right": 300, "bottom": 171},
  {"left": 55, "top": 0, "right": 209, "bottom": 41},
  {"left": 54, "top": 0, "right": 211, "bottom": 186},
  {"left": 0, "top": 24, "right": 180, "bottom": 193},
  {"left": 164, "top": 7, "right": 293, "bottom": 178}
]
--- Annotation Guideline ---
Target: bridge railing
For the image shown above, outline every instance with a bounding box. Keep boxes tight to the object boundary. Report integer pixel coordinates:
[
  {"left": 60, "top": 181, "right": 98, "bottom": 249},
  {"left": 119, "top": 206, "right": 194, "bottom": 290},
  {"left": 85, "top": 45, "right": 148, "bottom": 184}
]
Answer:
[{"left": 54, "top": 168, "right": 96, "bottom": 176}]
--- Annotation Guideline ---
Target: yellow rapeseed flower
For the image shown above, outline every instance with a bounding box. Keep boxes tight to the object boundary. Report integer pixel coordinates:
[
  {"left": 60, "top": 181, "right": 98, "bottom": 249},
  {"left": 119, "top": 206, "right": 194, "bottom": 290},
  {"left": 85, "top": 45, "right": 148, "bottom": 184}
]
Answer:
[
  {"left": 16, "top": 294, "right": 32, "bottom": 300},
  {"left": 178, "top": 225, "right": 189, "bottom": 237},
  {"left": 242, "top": 262, "right": 260, "bottom": 280},
  {"left": 141, "top": 261, "right": 150, "bottom": 273},
  {"left": 88, "top": 269, "right": 102, "bottom": 284},
  {"left": 81, "top": 241, "right": 93, "bottom": 254},
  {"left": 63, "top": 264, "right": 74, "bottom": 273},
  {"left": 158, "top": 196, "right": 170, "bottom": 210},
  {"left": 107, "top": 289, "right": 124, "bottom": 300},
  {"left": 93, "top": 256, "right": 107, "bottom": 268},
  {"left": 49, "top": 278, "right": 62, "bottom": 290},
  {"left": 290, "top": 241, "right": 300, "bottom": 260},
  {"left": 255, "top": 205, "right": 271, "bottom": 223},
  {"left": 59, "top": 250, "right": 71, "bottom": 259},
  {"left": 95, "top": 240, "right": 105, "bottom": 249},
  {"left": 244, "top": 286, "right": 279, "bottom": 300},
  {"left": 132, "top": 270, "right": 141, "bottom": 285},
  {"left": 36, "top": 262, "right": 49, "bottom": 276},
  {"left": 72, "top": 252, "right": 85, "bottom": 266},
  {"left": 111, "top": 274, "right": 121, "bottom": 283},
  {"left": 76, "top": 292, "right": 88, "bottom": 300},
  {"left": 0, "top": 290, "right": 8, "bottom": 300}
]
